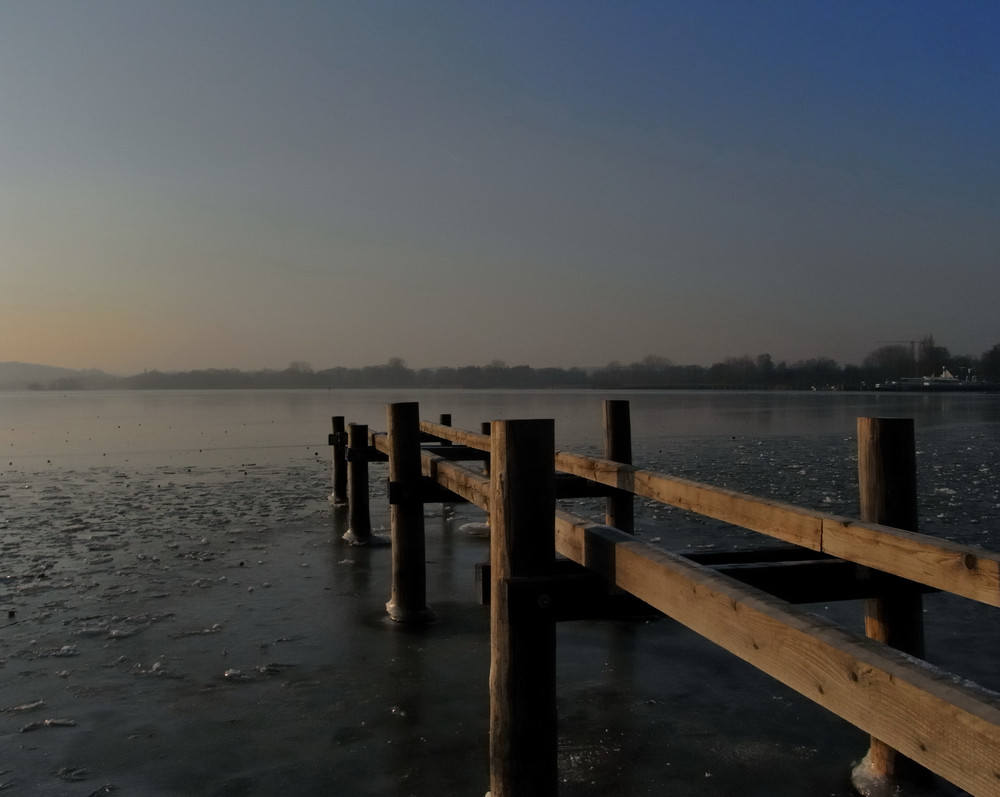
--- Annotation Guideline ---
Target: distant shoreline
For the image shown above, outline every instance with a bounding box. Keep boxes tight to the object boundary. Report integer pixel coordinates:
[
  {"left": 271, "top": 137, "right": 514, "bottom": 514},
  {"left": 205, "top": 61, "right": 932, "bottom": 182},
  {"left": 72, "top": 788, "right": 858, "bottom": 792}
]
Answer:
[{"left": 4, "top": 348, "right": 999, "bottom": 394}]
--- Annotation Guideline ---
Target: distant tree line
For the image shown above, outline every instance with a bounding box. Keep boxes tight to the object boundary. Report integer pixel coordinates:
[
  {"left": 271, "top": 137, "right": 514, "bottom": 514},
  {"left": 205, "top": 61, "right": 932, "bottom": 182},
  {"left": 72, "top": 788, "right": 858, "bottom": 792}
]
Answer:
[
  {"left": 26, "top": 337, "right": 1000, "bottom": 391},
  {"left": 118, "top": 358, "right": 592, "bottom": 390},
  {"left": 595, "top": 337, "right": 1000, "bottom": 390}
]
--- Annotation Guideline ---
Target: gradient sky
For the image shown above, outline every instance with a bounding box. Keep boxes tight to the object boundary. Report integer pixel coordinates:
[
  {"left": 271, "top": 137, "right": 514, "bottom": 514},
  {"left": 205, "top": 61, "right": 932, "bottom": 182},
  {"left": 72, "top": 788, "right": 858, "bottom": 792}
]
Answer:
[{"left": 2, "top": 1, "right": 999, "bottom": 374}]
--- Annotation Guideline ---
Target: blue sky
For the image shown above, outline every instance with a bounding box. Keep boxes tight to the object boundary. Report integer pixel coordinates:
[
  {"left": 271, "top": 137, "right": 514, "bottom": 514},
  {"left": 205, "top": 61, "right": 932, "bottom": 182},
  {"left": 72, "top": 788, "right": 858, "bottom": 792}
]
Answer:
[{"left": 2, "top": 1, "right": 998, "bottom": 373}]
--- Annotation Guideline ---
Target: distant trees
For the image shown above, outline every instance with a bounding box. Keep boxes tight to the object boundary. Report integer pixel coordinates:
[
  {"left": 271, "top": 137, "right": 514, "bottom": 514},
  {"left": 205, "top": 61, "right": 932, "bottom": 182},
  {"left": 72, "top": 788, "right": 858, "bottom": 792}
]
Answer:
[
  {"left": 590, "top": 342, "right": 1000, "bottom": 390},
  {"left": 592, "top": 352, "right": 858, "bottom": 390},
  {"left": 21, "top": 337, "right": 1000, "bottom": 391},
  {"left": 862, "top": 345, "right": 914, "bottom": 381},
  {"left": 917, "top": 336, "right": 950, "bottom": 378},
  {"left": 980, "top": 344, "right": 1000, "bottom": 382},
  {"left": 858, "top": 336, "right": 995, "bottom": 384},
  {"left": 791, "top": 357, "right": 841, "bottom": 388}
]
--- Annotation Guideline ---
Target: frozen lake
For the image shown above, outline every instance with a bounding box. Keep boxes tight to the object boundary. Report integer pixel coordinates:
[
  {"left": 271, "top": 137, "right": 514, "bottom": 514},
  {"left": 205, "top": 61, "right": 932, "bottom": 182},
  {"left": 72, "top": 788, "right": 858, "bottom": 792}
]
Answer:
[{"left": 1, "top": 389, "right": 997, "bottom": 794}]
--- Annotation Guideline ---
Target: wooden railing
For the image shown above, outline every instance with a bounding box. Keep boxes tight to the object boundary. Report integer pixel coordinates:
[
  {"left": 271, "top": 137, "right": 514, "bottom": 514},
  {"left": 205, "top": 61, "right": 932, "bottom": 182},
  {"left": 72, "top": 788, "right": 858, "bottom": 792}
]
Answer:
[{"left": 328, "top": 401, "right": 1000, "bottom": 797}]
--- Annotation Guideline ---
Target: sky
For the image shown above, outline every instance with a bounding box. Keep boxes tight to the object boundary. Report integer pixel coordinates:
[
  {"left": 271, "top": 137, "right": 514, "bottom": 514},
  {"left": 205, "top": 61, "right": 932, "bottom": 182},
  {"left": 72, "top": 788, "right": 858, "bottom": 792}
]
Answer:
[{"left": 2, "top": 1, "right": 999, "bottom": 374}]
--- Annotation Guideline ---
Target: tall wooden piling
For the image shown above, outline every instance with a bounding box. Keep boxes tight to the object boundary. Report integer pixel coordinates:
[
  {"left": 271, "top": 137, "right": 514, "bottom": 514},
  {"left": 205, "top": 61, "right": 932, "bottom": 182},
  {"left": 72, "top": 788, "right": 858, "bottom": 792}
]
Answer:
[
  {"left": 481, "top": 421, "right": 491, "bottom": 477},
  {"left": 329, "top": 415, "right": 348, "bottom": 506},
  {"left": 854, "top": 417, "right": 926, "bottom": 790},
  {"left": 439, "top": 413, "right": 454, "bottom": 514},
  {"left": 343, "top": 423, "right": 372, "bottom": 544},
  {"left": 386, "top": 402, "right": 434, "bottom": 623},
  {"left": 489, "top": 419, "right": 557, "bottom": 797},
  {"left": 603, "top": 399, "right": 634, "bottom": 533}
]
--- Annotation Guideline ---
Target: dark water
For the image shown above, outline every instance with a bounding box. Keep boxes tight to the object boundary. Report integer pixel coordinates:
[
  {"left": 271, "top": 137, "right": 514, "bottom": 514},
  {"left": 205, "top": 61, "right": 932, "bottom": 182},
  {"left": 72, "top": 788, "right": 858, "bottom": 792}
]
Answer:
[{"left": 1, "top": 389, "right": 997, "bottom": 794}]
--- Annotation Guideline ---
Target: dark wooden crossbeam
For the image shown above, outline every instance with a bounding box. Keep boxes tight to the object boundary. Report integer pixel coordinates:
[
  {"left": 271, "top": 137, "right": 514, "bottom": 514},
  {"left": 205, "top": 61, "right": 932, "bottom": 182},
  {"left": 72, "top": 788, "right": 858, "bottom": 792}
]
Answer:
[
  {"left": 420, "top": 444, "right": 490, "bottom": 462},
  {"left": 346, "top": 445, "right": 389, "bottom": 463},
  {"left": 478, "top": 547, "right": 938, "bottom": 612},
  {"left": 554, "top": 473, "right": 618, "bottom": 499},
  {"left": 388, "top": 477, "right": 468, "bottom": 505},
  {"left": 477, "top": 559, "right": 659, "bottom": 621},
  {"left": 681, "top": 548, "right": 938, "bottom": 604}
]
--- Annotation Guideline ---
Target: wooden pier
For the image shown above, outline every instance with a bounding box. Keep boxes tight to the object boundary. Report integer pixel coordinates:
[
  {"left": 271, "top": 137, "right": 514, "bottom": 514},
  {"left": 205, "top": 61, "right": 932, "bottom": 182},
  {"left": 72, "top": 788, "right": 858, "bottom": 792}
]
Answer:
[{"left": 328, "top": 401, "right": 1000, "bottom": 797}]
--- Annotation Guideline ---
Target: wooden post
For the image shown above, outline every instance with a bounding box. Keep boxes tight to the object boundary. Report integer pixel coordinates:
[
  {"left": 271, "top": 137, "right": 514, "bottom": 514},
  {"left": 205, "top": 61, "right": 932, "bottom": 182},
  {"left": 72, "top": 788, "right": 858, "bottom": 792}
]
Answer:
[
  {"left": 439, "top": 413, "right": 454, "bottom": 515},
  {"left": 489, "top": 419, "right": 557, "bottom": 797},
  {"left": 386, "top": 402, "right": 434, "bottom": 623},
  {"left": 343, "top": 423, "right": 372, "bottom": 544},
  {"left": 329, "top": 415, "right": 348, "bottom": 506},
  {"left": 603, "top": 399, "right": 634, "bottom": 533},
  {"left": 853, "top": 417, "right": 927, "bottom": 791},
  {"left": 481, "top": 421, "right": 491, "bottom": 477}
]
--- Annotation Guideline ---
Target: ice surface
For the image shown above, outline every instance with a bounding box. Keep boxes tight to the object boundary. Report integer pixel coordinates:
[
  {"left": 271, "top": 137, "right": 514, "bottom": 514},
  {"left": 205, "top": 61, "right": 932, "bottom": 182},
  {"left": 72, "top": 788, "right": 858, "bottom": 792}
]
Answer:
[{"left": 1, "top": 389, "right": 996, "bottom": 795}]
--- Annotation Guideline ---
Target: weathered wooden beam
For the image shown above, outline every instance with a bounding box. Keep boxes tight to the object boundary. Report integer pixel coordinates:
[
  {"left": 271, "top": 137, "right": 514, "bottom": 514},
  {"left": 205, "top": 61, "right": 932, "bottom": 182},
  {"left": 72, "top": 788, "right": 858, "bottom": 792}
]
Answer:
[
  {"left": 854, "top": 417, "right": 927, "bottom": 789},
  {"left": 346, "top": 445, "right": 389, "bottom": 463},
  {"left": 385, "top": 403, "right": 434, "bottom": 624},
  {"left": 328, "top": 415, "right": 348, "bottom": 506},
  {"left": 387, "top": 476, "right": 469, "bottom": 505},
  {"left": 419, "top": 420, "right": 490, "bottom": 451},
  {"left": 421, "top": 444, "right": 490, "bottom": 462},
  {"left": 655, "top": 548, "right": 941, "bottom": 603},
  {"left": 553, "top": 512, "right": 1000, "bottom": 797},
  {"left": 343, "top": 423, "right": 372, "bottom": 544},
  {"left": 553, "top": 450, "right": 1000, "bottom": 606},
  {"left": 634, "top": 469, "right": 825, "bottom": 548},
  {"left": 680, "top": 546, "right": 826, "bottom": 565},
  {"left": 419, "top": 450, "right": 489, "bottom": 510},
  {"left": 555, "top": 450, "right": 824, "bottom": 546},
  {"left": 489, "top": 419, "right": 557, "bottom": 797},
  {"left": 375, "top": 423, "right": 1000, "bottom": 605},
  {"left": 481, "top": 422, "right": 491, "bottom": 478},
  {"left": 857, "top": 416, "right": 924, "bottom": 652},
  {"left": 554, "top": 473, "right": 617, "bottom": 499},
  {"left": 705, "top": 559, "right": 937, "bottom": 604},
  {"left": 820, "top": 517, "right": 1000, "bottom": 606},
  {"left": 603, "top": 399, "right": 634, "bottom": 532},
  {"left": 476, "top": 559, "right": 661, "bottom": 620}
]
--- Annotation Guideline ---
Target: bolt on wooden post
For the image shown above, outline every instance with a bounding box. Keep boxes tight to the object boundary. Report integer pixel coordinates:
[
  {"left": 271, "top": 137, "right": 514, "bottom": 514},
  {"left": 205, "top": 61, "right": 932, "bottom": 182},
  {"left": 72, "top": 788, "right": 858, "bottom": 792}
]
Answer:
[
  {"left": 853, "top": 417, "right": 927, "bottom": 791},
  {"left": 603, "top": 399, "right": 634, "bottom": 533},
  {"left": 343, "top": 423, "right": 372, "bottom": 544},
  {"left": 386, "top": 402, "right": 434, "bottom": 623},
  {"left": 329, "top": 415, "right": 348, "bottom": 506},
  {"left": 488, "top": 419, "right": 557, "bottom": 797}
]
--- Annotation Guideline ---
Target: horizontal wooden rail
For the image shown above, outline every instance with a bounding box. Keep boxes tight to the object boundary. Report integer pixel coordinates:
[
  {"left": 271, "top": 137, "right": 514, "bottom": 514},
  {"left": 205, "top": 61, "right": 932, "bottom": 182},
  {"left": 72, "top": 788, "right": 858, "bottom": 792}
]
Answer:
[
  {"left": 369, "top": 427, "right": 1000, "bottom": 606},
  {"left": 420, "top": 420, "right": 490, "bottom": 451},
  {"left": 367, "top": 427, "right": 1000, "bottom": 607},
  {"left": 345, "top": 410, "right": 1000, "bottom": 794},
  {"left": 372, "top": 430, "right": 491, "bottom": 510},
  {"left": 553, "top": 511, "right": 1000, "bottom": 797},
  {"left": 421, "top": 449, "right": 490, "bottom": 510},
  {"left": 555, "top": 450, "right": 1000, "bottom": 607}
]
